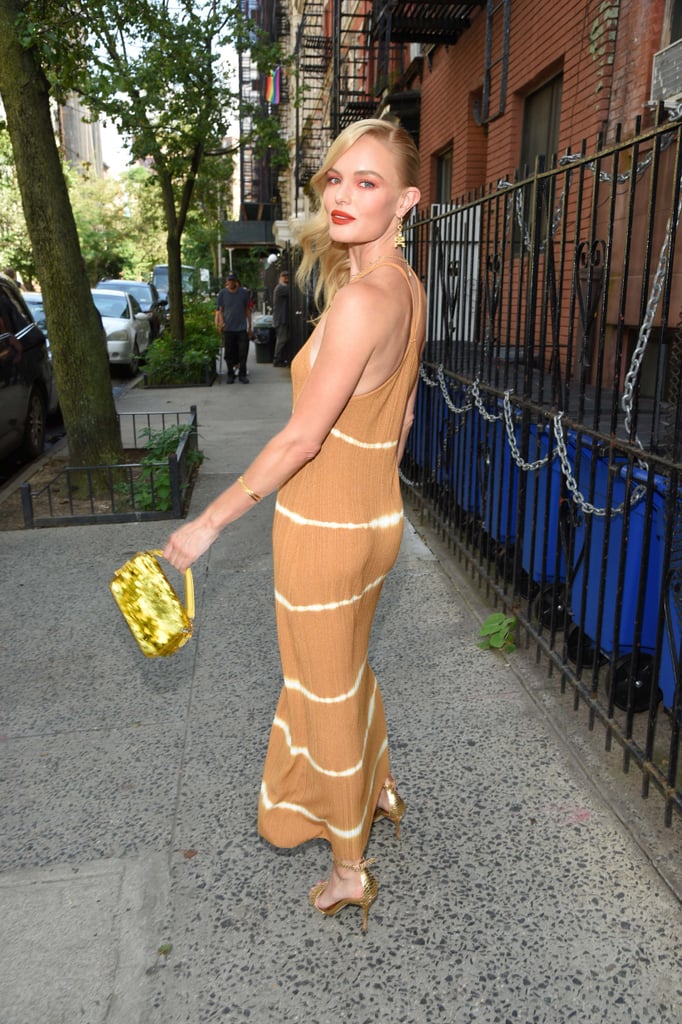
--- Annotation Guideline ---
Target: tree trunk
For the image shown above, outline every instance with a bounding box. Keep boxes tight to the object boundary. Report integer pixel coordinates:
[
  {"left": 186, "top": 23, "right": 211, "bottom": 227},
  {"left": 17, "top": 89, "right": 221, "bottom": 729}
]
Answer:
[
  {"left": 0, "top": 0, "right": 123, "bottom": 466},
  {"left": 158, "top": 146, "right": 201, "bottom": 343},
  {"left": 158, "top": 171, "right": 185, "bottom": 342}
]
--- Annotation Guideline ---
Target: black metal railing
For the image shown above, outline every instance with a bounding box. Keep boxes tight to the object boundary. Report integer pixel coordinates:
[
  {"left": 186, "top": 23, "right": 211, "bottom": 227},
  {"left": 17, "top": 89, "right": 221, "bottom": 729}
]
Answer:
[
  {"left": 402, "top": 111, "right": 682, "bottom": 825},
  {"left": 21, "top": 408, "right": 199, "bottom": 528}
]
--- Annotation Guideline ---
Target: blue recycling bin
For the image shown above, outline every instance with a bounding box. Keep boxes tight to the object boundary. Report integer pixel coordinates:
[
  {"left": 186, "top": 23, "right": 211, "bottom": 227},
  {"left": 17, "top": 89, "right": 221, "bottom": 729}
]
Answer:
[
  {"left": 414, "top": 377, "right": 481, "bottom": 510},
  {"left": 481, "top": 415, "right": 519, "bottom": 543},
  {"left": 654, "top": 489, "right": 682, "bottom": 713},
  {"left": 451, "top": 403, "right": 481, "bottom": 515},
  {"left": 659, "top": 599, "right": 681, "bottom": 712},
  {"left": 570, "top": 460, "right": 664, "bottom": 657},
  {"left": 521, "top": 423, "right": 568, "bottom": 584}
]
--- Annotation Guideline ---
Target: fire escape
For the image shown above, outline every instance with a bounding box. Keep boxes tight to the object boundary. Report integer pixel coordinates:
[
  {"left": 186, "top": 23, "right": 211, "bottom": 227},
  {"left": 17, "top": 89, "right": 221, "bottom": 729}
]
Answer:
[
  {"left": 294, "top": 1, "right": 332, "bottom": 196},
  {"left": 237, "top": 2, "right": 287, "bottom": 219},
  {"left": 331, "top": 2, "right": 375, "bottom": 136},
  {"left": 372, "top": 0, "right": 485, "bottom": 53},
  {"left": 328, "top": 2, "right": 485, "bottom": 139}
]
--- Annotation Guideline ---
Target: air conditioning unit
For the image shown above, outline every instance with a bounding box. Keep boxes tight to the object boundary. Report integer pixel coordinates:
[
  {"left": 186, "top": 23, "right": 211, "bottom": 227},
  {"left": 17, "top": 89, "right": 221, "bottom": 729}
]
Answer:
[{"left": 651, "top": 38, "right": 682, "bottom": 104}]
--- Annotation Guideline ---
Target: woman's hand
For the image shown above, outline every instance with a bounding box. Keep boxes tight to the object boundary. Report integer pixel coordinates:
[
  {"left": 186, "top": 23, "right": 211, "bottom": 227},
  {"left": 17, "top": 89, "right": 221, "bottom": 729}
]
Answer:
[{"left": 163, "top": 515, "right": 220, "bottom": 572}]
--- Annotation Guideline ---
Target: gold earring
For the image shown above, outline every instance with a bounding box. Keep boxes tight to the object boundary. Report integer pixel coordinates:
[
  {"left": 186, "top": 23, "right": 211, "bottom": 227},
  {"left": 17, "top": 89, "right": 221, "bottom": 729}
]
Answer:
[{"left": 394, "top": 216, "right": 405, "bottom": 248}]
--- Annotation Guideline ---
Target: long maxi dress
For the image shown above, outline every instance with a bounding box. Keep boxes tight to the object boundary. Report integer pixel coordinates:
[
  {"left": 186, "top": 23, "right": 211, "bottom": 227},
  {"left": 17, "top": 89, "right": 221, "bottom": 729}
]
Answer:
[{"left": 258, "top": 259, "right": 423, "bottom": 862}]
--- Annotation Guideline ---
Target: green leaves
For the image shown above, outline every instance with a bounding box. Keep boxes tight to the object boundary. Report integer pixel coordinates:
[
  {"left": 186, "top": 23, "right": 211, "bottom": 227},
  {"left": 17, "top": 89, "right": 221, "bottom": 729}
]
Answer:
[{"left": 478, "top": 612, "right": 517, "bottom": 653}]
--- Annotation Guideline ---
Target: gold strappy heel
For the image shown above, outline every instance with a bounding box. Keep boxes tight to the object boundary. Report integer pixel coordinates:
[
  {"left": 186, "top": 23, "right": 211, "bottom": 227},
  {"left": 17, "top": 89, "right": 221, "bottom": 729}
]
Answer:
[
  {"left": 308, "top": 857, "right": 379, "bottom": 932},
  {"left": 373, "top": 778, "right": 406, "bottom": 840}
]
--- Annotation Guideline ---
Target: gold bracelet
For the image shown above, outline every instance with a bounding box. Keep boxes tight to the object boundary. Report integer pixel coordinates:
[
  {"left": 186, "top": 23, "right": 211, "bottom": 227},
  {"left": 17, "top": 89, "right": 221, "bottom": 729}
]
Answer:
[{"left": 238, "top": 475, "right": 261, "bottom": 503}]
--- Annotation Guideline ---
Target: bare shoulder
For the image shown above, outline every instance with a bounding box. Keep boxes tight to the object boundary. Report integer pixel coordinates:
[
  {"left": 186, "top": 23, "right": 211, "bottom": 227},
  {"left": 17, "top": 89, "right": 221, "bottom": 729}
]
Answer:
[{"left": 332, "top": 268, "right": 413, "bottom": 323}]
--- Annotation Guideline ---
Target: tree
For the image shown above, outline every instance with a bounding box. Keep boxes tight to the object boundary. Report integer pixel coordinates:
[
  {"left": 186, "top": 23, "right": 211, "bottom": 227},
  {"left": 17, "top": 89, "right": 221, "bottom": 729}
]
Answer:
[
  {"left": 67, "top": 163, "right": 166, "bottom": 283},
  {"left": 181, "top": 149, "right": 235, "bottom": 287},
  {"left": 0, "top": 127, "right": 36, "bottom": 286},
  {"left": 0, "top": 0, "right": 123, "bottom": 467},
  {"left": 22, "top": 0, "right": 245, "bottom": 340}
]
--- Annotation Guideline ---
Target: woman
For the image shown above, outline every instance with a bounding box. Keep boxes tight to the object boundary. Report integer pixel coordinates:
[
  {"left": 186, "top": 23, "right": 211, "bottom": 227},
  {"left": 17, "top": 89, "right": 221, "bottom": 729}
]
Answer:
[{"left": 163, "top": 118, "right": 426, "bottom": 930}]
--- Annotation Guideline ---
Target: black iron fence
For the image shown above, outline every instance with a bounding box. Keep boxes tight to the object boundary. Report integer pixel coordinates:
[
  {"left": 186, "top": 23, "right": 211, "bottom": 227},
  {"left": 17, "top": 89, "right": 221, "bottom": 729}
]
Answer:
[
  {"left": 21, "top": 407, "right": 199, "bottom": 528},
  {"left": 402, "top": 111, "right": 682, "bottom": 825}
]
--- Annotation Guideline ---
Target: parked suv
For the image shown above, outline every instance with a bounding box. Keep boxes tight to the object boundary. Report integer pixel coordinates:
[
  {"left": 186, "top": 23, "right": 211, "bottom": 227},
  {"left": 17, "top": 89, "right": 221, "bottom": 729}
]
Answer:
[{"left": 0, "top": 274, "right": 54, "bottom": 462}]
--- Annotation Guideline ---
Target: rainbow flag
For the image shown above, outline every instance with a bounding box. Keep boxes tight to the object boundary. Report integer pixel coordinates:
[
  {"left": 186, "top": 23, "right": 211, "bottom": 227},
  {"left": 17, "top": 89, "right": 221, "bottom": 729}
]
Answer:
[{"left": 265, "top": 66, "right": 281, "bottom": 105}]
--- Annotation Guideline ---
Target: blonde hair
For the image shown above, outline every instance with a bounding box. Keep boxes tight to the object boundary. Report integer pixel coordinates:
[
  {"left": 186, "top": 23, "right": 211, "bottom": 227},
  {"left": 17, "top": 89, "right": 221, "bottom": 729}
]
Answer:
[{"left": 296, "top": 118, "right": 420, "bottom": 312}]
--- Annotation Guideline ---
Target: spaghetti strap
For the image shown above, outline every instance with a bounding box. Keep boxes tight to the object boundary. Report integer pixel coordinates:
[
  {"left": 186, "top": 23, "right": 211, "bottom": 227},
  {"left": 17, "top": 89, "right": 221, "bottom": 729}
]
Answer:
[{"left": 350, "top": 257, "right": 422, "bottom": 348}]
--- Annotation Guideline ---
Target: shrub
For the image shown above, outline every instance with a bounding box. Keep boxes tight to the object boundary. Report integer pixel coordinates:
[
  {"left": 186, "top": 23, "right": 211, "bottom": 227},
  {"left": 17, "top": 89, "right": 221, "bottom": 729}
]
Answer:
[
  {"left": 144, "top": 298, "right": 220, "bottom": 385},
  {"left": 114, "top": 423, "right": 205, "bottom": 512}
]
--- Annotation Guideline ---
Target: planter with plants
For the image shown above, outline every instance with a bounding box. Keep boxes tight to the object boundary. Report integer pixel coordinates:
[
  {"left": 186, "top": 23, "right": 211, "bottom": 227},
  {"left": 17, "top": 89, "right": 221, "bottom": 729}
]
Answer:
[
  {"left": 142, "top": 298, "right": 220, "bottom": 387},
  {"left": 19, "top": 409, "right": 203, "bottom": 528}
]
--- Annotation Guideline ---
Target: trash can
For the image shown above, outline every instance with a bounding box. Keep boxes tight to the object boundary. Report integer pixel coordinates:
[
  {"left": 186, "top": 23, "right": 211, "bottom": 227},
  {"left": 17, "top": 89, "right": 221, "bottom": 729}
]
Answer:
[
  {"left": 522, "top": 423, "right": 567, "bottom": 584},
  {"left": 253, "top": 315, "right": 274, "bottom": 363},
  {"left": 569, "top": 460, "right": 664, "bottom": 657},
  {"left": 482, "top": 414, "right": 519, "bottom": 544}
]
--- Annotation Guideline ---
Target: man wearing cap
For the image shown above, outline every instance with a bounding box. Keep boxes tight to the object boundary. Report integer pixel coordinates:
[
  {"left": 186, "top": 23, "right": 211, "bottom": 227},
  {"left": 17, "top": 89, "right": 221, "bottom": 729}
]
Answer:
[{"left": 215, "top": 272, "right": 253, "bottom": 383}]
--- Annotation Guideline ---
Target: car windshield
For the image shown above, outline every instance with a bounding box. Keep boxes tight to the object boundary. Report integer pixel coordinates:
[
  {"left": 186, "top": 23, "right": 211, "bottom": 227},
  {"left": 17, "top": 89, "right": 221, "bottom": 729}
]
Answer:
[{"left": 92, "top": 293, "right": 129, "bottom": 320}]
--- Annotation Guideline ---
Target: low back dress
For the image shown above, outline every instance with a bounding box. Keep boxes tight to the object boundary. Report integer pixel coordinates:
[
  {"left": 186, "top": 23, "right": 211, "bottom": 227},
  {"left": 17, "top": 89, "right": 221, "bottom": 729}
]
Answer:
[{"left": 258, "top": 258, "right": 423, "bottom": 862}]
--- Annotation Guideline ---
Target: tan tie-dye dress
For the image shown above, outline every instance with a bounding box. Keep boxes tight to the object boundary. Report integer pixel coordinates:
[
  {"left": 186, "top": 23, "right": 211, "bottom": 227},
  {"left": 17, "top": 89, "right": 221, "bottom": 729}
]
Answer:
[{"left": 258, "top": 259, "right": 422, "bottom": 861}]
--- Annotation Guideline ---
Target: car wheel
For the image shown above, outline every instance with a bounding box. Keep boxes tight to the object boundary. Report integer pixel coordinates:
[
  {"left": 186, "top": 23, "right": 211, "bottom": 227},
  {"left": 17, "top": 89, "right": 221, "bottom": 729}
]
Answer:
[
  {"left": 128, "top": 343, "right": 140, "bottom": 377},
  {"left": 20, "top": 387, "right": 47, "bottom": 460}
]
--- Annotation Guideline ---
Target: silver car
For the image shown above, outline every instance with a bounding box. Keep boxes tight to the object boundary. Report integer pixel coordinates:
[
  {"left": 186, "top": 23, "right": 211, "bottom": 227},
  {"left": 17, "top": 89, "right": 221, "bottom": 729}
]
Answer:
[{"left": 91, "top": 289, "right": 151, "bottom": 376}]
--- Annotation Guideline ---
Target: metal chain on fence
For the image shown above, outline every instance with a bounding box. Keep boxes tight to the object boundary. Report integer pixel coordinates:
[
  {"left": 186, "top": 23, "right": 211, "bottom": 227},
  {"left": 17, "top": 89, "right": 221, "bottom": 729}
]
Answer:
[
  {"left": 412, "top": 363, "right": 648, "bottom": 515},
  {"left": 413, "top": 131, "right": 682, "bottom": 511},
  {"left": 497, "top": 173, "right": 572, "bottom": 253},
  {"left": 552, "top": 411, "right": 647, "bottom": 516},
  {"left": 471, "top": 378, "right": 503, "bottom": 422},
  {"left": 496, "top": 107, "right": 682, "bottom": 255},
  {"left": 559, "top": 105, "right": 682, "bottom": 184},
  {"left": 622, "top": 181, "right": 682, "bottom": 443},
  {"left": 419, "top": 363, "right": 472, "bottom": 415},
  {"left": 502, "top": 392, "right": 553, "bottom": 471}
]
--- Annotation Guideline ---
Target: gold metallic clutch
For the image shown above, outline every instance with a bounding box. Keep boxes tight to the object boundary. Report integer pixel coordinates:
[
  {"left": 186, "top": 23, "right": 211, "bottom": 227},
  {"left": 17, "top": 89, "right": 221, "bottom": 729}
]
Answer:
[{"left": 110, "top": 549, "right": 195, "bottom": 657}]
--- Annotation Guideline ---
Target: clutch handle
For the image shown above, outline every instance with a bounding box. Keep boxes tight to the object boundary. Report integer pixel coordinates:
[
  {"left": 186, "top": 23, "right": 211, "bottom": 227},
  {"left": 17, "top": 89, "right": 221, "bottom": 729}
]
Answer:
[{"left": 151, "top": 549, "right": 195, "bottom": 620}]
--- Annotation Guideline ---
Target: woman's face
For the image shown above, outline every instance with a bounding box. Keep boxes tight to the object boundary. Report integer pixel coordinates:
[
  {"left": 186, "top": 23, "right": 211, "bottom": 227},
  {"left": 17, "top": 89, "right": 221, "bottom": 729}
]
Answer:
[{"left": 322, "top": 135, "right": 408, "bottom": 247}]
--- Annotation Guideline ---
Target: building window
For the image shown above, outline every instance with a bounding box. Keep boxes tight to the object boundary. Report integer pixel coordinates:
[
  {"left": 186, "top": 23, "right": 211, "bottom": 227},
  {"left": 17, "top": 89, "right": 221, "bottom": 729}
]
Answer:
[
  {"left": 670, "top": 0, "right": 682, "bottom": 43},
  {"left": 514, "top": 75, "right": 563, "bottom": 252},
  {"left": 436, "top": 145, "right": 453, "bottom": 204},
  {"left": 520, "top": 75, "right": 563, "bottom": 176}
]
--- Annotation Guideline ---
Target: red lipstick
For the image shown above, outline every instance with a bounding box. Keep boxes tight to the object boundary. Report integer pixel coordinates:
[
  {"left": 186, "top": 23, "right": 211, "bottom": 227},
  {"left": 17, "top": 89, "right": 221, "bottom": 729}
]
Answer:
[{"left": 331, "top": 210, "right": 355, "bottom": 224}]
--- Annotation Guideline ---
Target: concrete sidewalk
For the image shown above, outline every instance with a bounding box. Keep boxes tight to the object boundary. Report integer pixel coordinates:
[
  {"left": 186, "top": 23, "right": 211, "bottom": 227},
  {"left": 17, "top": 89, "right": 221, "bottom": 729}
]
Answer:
[{"left": 1, "top": 355, "right": 680, "bottom": 1024}]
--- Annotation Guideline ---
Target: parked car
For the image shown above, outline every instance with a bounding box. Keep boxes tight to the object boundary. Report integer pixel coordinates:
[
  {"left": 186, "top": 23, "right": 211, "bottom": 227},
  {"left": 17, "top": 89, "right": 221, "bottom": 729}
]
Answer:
[
  {"left": 22, "top": 291, "right": 47, "bottom": 336},
  {"left": 91, "top": 288, "right": 151, "bottom": 376},
  {"left": 0, "top": 275, "right": 55, "bottom": 462},
  {"left": 22, "top": 290, "right": 60, "bottom": 414},
  {"left": 95, "top": 279, "right": 167, "bottom": 339}
]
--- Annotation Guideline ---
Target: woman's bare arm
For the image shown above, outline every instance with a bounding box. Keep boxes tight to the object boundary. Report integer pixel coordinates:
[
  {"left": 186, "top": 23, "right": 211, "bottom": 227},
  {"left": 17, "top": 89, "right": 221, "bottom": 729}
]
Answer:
[{"left": 164, "top": 280, "right": 405, "bottom": 570}]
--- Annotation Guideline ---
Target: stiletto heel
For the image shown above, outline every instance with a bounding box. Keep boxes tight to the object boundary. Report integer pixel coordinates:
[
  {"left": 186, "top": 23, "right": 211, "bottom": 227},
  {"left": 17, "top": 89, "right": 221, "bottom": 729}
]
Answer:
[
  {"left": 308, "top": 857, "right": 379, "bottom": 932},
  {"left": 373, "top": 778, "right": 406, "bottom": 839}
]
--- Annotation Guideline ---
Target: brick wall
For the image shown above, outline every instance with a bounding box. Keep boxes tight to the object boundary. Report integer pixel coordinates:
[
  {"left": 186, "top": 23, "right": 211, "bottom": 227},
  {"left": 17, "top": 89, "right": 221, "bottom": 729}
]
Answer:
[
  {"left": 415, "top": 0, "right": 667, "bottom": 207},
  {"left": 609, "top": 0, "right": 665, "bottom": 127}
]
